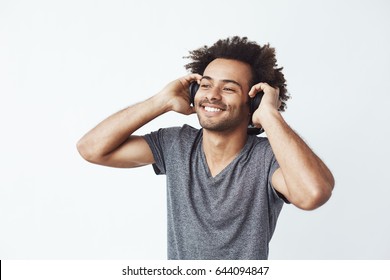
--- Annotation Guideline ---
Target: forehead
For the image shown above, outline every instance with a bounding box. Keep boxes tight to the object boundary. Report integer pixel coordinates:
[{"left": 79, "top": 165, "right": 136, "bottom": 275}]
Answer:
[{"left": 203, "top": 58, "right": 252, "bottom": 87}]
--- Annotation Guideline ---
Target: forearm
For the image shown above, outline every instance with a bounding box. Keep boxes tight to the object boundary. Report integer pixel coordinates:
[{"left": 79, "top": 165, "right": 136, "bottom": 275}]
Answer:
[
  {"left": 262, "top": 109, "right": 334, "bottom": 209},
  {"left": 77, "top": 93, "right": 169, "bottom": 162}
]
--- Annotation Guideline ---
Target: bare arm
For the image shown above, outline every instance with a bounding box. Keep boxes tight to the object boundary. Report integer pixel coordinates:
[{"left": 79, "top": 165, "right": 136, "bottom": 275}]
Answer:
[
  {"left": 77, "top": 74, "right": 202, "bottom": 168},
  {"left": 250, "top": 83, "right": 335, "bottom": 210}
]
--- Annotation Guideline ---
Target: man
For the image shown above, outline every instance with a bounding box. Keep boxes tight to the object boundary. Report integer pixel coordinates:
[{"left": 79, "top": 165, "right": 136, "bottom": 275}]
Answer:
[{"left": 77, "top": 36, "right": 334, "bottom": 260}]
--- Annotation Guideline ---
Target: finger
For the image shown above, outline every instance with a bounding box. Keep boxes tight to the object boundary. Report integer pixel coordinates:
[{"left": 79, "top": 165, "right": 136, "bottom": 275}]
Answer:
[
  {"left": 178, "top": 74, "right": 201, "bottom": 91},
  {"left": 184, "top": 105, "right": 196, "bottom": 115},
  {"left": 182, "top": 73, "right": 202, "bottom": 85},
  {"left": 248, "top": 83, "right": 267, "bottom": 98}
]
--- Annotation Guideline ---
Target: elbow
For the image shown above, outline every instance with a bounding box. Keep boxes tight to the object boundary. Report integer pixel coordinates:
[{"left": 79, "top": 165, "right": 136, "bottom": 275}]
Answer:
[
  {"left": 76, "top": 138, "right": 91, "bottom": 161},
  {"left": 299, "top": 189, "right": 332, "bottom": 210},
  {"left": 76, "top": 138, "right": 101, "bottom": 164},
  {"left": 296, "top": 180, "right": 335, "bottom": 211}
]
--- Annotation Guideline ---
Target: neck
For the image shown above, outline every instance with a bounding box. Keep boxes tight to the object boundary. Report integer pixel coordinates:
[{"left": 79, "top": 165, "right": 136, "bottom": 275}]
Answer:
[{"left": 202, "top": 128, "right": 248, "bottom": 177}]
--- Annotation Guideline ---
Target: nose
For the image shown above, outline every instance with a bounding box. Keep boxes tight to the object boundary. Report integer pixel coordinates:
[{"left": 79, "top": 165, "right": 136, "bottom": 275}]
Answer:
[{"left": 204, "top": 86, "right": 222, "bottom": 101}]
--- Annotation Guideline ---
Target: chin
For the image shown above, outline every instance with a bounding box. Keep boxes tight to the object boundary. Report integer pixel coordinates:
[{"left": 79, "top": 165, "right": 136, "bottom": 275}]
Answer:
[{"left": 199, "top": 120, "right": 243, "bottom": 133}]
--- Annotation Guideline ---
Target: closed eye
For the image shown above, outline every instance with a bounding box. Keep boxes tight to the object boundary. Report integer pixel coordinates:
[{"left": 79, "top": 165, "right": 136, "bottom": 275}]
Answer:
[{"left": 223, "top": 86, "right": 237, "bottom": 93}]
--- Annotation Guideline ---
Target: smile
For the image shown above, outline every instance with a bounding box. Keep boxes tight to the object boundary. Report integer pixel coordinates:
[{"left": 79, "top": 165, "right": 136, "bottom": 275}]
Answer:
[{"left": 204, "top": 106, "right": 223, "bottom": 112}]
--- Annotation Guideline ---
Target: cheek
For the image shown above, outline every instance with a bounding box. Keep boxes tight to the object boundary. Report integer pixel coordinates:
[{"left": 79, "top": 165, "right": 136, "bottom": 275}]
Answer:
[
  {"left": 231, "top": 98, "right": 251, "bottom": 117},
  {"left": 237, "top": 102, "right": 250, "bottom": 115},
  {"left": 230, "top": 95, "right": 250, "bottom": 109},
  {"left": 193, "top": 90, "right": 205, "bottom": 104}
]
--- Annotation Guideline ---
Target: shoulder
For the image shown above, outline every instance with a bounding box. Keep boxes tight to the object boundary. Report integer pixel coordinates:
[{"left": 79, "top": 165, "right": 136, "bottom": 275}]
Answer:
[
  {"left": 250, "top": 135, "right": 272, "bottom": 150},
  {"left": 153, "top": 124, "right": 199, "bottom": 138},
  {"left": 179, "top": 124, "right": 200, "bottom": 138},
  {"left": 248, "top": 135, "right": 276, "bottom": 160},
  {"left": 144, "top": 124, "right": 200, "bottom": 144}
]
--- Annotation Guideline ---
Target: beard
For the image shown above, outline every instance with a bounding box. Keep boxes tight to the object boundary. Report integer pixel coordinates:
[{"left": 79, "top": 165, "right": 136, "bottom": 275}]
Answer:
[{"left": 198, "top": 117, "right": 238, "bottom": 131}]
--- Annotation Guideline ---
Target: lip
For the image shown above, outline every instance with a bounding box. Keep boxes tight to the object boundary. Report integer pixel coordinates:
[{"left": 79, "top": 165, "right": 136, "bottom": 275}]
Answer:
[
  {"left": 199, "top": 101, "right": 227, "bottom": 111},
  {"left": 199, "top": 105, "right": 226, "bottom": 116}
]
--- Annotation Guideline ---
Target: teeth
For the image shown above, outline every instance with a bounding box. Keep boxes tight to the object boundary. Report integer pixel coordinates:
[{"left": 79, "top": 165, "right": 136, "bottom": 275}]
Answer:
[{"left": 204, "top": 106, "right": 222, "bottom": 112}]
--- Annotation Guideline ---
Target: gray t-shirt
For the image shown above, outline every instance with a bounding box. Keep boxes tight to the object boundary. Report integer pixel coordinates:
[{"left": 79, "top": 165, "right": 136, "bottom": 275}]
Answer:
[{"left": 144, "top": 125, "right": 284, "bottom": 260}]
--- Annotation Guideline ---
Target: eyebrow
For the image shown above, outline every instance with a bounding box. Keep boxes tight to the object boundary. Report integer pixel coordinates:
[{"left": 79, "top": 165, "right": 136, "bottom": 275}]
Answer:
[{"left": 201, "top": 76, "right": 243, "bottom": 90}]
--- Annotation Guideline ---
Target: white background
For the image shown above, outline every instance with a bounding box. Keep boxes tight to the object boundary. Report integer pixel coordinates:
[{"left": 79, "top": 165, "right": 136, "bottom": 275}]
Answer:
[{"left": 0, "top": 0, "right": 389, "bottom": 259}]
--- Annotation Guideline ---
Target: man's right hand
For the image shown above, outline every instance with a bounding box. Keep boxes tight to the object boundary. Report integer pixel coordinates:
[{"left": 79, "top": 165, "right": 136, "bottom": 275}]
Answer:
[
  {"left": 157, "top": 73, "right": 202, "bottom": 115},
  {"left": 77, "top": 73, "right": 202, "bottom": 168}
]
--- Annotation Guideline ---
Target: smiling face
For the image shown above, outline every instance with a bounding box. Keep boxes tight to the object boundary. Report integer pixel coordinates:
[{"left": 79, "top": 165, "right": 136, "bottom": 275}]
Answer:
[{"left": 195, "top": 58, "right": 253, "bottom": 133}]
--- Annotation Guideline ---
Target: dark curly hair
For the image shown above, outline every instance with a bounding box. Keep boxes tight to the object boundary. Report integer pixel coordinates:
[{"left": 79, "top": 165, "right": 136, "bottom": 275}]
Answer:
[{"left": 184, "top": 36, "right": 289, "bottom": 111}]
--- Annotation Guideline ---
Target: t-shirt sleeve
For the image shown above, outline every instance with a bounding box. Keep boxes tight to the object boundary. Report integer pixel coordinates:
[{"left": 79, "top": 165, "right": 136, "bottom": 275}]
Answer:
[{"left": 143, "top": 127, "right": 180, "bottom": 175}]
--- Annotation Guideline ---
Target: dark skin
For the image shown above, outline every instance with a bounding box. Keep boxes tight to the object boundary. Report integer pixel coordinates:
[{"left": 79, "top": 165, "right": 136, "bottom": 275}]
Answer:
[{"left": 77, "top": 58, "right": 334, "bottom": 210}]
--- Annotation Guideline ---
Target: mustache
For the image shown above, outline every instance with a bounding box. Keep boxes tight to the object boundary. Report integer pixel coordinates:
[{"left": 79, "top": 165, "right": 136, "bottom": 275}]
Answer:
[{"left": 198, "top": 98, "right": 227, "bottom": 110}]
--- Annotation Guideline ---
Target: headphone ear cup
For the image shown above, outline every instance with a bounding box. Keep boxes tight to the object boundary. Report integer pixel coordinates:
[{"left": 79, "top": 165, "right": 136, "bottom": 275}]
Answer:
[
  {"left": 189, "top": 82, "right": 199, "bottom": 106},
  {"left": 248, "top": 92, "right": 265, "bottom": 135},
  {"left": 249, "top": 91, "right": 263, "bottom": 114}
]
